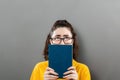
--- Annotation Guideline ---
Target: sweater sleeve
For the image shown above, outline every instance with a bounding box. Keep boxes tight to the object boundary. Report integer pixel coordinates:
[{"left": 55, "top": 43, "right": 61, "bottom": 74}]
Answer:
[
  {"left": 30, "top": 63, "right": 42, "bottom": 80},
  {"left": 82, "top": 65, "right": 91, "bottom": 80},
  {"left": 77, "top": 64, "right": 91, "bottom": 80}
]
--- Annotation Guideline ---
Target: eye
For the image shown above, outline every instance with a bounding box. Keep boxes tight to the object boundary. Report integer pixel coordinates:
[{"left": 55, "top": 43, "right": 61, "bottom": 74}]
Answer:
[
  {"left": 64, "top": 37, "right": 71, "bottom": 40},
  {"left": 52, "top": 37, "right": 60, "bottom": 41}
]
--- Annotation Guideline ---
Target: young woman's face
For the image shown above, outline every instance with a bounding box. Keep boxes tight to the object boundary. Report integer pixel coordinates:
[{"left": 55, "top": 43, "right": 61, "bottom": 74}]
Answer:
[{"left": 50, "top": 27, "right": 73, "bottom": 45}]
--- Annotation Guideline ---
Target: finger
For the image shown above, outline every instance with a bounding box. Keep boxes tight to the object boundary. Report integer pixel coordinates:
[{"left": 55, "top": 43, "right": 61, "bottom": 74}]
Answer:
[
  {"left": 45, "top": 77, "right": 58, "bottom": 80},
  {"left": 63, "top": 74, "right": 73, "bottom": 78},
  {"left": 67, "top": 66, "right": 75, "bottom": 70},
  {"left": 49, "top": 70, "right": 58, "bottom": 75},
  {"left": 44, "top": 70, "right": 58, "bottom": 76},
  {"left": 44, "top": 71, "right": 50, "bottom": 75},
  {"left": 45, "top": 74, "right": 59, "bottom": 78},
  {"left": 46, "top": 67, "right": 54, "bottom": 71},
  {"left": 63, "top": 70, "right": 75, "bottom": 75},
  {"left": 63, "top": 74, "right": 76, "bottom": 80}
]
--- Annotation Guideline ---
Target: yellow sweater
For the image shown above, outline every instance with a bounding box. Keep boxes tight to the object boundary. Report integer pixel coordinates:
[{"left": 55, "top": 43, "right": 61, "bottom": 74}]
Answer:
[{"left": 30, "top": 60, "right": 91, "bottom": 80}]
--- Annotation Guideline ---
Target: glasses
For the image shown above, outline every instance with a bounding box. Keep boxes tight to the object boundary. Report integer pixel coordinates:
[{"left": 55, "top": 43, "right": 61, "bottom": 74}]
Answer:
[{"left": 50, "top": 37, "right": 73, "bottom": 44}]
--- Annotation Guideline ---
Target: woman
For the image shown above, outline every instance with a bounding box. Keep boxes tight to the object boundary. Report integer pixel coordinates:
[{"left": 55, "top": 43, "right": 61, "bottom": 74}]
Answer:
[{"left": 30, "top": 20, "right": 91, "bottom": 80}]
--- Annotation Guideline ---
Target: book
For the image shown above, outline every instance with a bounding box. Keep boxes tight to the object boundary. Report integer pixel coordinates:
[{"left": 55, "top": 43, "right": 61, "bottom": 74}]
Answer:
[{"left": 48, "top": 45, "right": 73, "bottom": 78}]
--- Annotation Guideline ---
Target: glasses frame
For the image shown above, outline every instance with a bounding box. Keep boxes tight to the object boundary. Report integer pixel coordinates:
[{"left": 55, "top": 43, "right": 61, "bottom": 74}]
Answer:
[{"left": 50, "top": 37, "right": 73, "bottom": 44}]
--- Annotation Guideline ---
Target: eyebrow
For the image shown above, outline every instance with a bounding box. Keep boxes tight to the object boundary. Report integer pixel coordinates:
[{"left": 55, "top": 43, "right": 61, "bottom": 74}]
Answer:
[
  {"left": 55, "top": 35, "right": 61, "bottom": 37},
  {"left": 55, "top": 35, "right": 70, "bottom": 37},
  {"left": 63, "top": 35, "right": 69, "bottom": 37}
]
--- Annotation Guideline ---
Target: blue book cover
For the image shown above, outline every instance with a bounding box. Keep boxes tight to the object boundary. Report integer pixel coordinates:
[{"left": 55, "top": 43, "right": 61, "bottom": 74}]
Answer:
[{"left": 48, "top": 45, "right": 73, "bottom": 78}]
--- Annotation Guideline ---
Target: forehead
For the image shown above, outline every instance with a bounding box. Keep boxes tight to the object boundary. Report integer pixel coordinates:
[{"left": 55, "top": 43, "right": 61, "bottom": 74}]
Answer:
[{"left": 51, "top": 27, "right": 72, "bottom": 37}]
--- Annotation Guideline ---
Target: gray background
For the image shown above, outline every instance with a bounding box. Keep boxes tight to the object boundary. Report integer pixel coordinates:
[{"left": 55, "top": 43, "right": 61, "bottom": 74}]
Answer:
[{"left": 0, "top": 0, "right": 120, "bottom": 80}]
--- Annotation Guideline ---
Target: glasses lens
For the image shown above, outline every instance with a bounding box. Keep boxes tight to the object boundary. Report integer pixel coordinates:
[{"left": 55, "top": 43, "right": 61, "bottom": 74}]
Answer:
[
  {"left": 51, "top": 37, "right": 73, "bottom": 44},
  {"left": 52, "top": 38, "right": 61, "bottom": 44},
  {"left": 64, "top": 37, "right": 72, "bottom": 44}
]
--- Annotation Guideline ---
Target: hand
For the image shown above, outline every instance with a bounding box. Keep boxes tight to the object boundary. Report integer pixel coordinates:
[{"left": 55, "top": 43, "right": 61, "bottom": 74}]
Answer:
[
  {"left": 44, "top": 67, "right": 58, "bottom": 80},
  {"left": 63, "top": 66, "right": 78, "bottom": 80}
]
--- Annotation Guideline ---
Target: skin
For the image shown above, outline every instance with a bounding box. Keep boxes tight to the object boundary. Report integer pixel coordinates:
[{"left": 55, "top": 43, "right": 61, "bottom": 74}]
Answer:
[{"left": 44, "top": 27, "right": 78, "bottom": 80}]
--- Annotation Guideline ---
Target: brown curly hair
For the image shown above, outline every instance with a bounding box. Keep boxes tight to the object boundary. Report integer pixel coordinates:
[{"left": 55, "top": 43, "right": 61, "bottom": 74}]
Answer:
[{"left": 43, "top": 20, "right": 79, "bottom": 60}]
